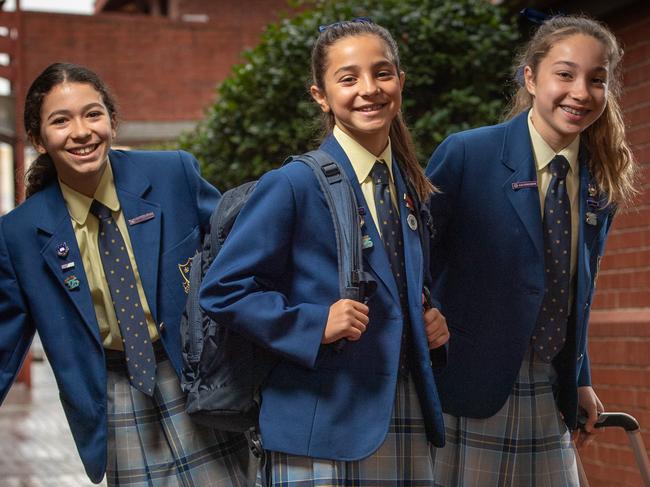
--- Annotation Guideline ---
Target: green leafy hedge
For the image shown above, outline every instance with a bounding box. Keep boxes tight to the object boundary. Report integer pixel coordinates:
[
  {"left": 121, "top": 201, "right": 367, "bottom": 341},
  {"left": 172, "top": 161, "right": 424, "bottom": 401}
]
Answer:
[{"left": 180, "top": 0, "right": 520, "bottom": 189}]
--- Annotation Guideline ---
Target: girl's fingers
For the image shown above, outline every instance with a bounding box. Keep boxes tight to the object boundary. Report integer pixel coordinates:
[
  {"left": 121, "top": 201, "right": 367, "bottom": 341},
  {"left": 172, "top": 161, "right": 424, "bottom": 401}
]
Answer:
[
  {"left": 352, "top": 308, "right": 370, "bottom": 325},
  {"left": 428, "top": 329, "right": 450, "bottom": 349}
]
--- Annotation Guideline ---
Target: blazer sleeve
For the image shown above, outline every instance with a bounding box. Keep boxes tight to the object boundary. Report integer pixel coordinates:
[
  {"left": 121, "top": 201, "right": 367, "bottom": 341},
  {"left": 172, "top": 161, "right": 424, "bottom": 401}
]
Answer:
[
  {"left": 0, "top": 219, "right": 35, "bottom": 404},
  {"left": 578, "top": 353, "right": 591, "bottom": 387},
  {"left": 425, "top": 134, "right": 465, "bottom": 307},
  {"left": 198, "top": 169, "right": 330, "bottom": 369},
  {"left": 178, "top": 150, "right": 221, "bottom": 232}
]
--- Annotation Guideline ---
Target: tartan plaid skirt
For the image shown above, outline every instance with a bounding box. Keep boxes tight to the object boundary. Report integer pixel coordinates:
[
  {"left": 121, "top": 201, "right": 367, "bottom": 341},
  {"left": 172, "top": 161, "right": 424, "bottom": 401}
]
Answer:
[
  {"left": 431, "top": 348, "right": 579, "bottom": 487},
  {"left": 263, "top": 370, "right": 435, "bottom": 486},
  {"left": 105, "top": 345, "right": 252, "bottom": 487}
]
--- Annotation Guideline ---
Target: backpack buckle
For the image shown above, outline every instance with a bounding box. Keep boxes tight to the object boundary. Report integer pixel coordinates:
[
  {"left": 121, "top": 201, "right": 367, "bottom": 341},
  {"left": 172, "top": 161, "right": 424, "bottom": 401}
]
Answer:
[
  {"left": 246, "top": 427, "right": 264, "bottom": 458},
  {"left": 320, "top": 162, "right": 342, "bottom": 183}
]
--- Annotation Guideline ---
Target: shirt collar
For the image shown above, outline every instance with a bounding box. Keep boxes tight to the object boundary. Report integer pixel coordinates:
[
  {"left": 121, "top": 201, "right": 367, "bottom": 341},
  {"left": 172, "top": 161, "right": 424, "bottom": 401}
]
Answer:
[
  {"left": 333, "top": 125, "right": 394, "bottom": 184},
  {"left": 58, "top": 157, "right": 121, "bottom": 225},
  {"left": 527, "top": 109, "right": 580, "bottom": 174}
]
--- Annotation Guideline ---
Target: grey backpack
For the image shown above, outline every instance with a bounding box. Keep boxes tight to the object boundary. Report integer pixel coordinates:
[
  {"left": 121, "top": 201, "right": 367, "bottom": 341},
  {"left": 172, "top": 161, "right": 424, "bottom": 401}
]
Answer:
[{"left": 180, "top": 150, "right": 376, "bottom": 454}]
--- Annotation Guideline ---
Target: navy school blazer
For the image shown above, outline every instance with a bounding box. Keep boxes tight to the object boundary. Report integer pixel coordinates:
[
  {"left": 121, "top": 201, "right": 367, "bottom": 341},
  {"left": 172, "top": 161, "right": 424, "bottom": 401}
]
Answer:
[
  {"left": 425, "top": 111, "right": 614, "bottom": 429},
  {"left": 0, "top": 150, "right": 220, "bottom": 482},
  {"left": 199, "top": 135, "right": 445, "bottom": 460}
]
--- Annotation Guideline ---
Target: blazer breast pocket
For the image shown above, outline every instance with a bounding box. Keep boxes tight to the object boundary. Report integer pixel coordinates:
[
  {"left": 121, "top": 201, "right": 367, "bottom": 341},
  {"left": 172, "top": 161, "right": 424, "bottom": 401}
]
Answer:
[{"left": 160, "top": 225, "right": 201, "bottom": 311}]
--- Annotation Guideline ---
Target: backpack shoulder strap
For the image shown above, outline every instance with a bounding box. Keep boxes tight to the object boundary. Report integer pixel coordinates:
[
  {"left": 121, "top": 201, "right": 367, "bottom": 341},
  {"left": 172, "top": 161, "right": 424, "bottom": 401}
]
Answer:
[
  {"left": 285, "top": 150, "right": 374, "bottom": 301},
  {"left": 208, "top": 180, "right": 258, "bottom": 263},
  {"left": 185, "top": 180, "right": 259, "bottom": 366}
]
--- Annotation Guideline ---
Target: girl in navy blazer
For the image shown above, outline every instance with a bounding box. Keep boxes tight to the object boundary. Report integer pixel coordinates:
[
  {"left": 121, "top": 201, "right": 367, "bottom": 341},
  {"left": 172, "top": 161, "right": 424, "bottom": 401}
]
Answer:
[
  {"left": 199, "top": 19, "right": 449, "bottom": 486},
  {"left": 426, "top": 16, "right": 638, "bottom": 486},
  {"left": 0, "top": 63, "right": 250, "bottom": 485}
]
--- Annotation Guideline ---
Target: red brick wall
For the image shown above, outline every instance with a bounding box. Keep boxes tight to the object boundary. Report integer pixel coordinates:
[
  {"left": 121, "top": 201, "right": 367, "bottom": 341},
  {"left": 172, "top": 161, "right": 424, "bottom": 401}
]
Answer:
[
  {"left": 174, "top": 0, "right": 295, "bottom": 46},
  {"left": 581, "top": 3, "right": 650, "bottom": 486},
  {"left": 16, "top": 0, "right": 290, "bottom": 125}
]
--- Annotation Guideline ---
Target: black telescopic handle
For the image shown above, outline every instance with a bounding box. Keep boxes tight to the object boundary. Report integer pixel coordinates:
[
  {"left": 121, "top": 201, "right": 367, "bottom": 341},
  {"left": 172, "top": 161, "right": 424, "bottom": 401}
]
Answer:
[{"left": 577, "top": 412, "right": 640, "bottom": 432}]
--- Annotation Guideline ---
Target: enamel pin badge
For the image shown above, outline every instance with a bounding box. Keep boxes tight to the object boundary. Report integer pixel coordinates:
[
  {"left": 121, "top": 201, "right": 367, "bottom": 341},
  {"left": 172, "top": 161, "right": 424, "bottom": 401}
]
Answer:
[
  {"left": 362, "top": 235, "right": 373, "bottom": 249},
  {"left": 56, "top": 242, "right": 70, "bottom": 258},
  {"left": 404, "top": 194, "right": 418, "bottom": 231},
  {"left": 588, "top": 183, "right": 598, "bottom": 197},
  {"left": 586, "top": 212, "right": 598, "bottom": 226},
  {"left": 64, "top": 275, "right": 80, "bottom": 290}
]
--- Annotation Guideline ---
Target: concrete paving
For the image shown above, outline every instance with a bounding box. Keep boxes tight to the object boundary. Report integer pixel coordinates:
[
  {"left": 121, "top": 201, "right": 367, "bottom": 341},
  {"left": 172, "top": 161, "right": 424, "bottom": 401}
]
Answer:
[{"left": 0, "top": 358, "right": 107, "bottom": 486}]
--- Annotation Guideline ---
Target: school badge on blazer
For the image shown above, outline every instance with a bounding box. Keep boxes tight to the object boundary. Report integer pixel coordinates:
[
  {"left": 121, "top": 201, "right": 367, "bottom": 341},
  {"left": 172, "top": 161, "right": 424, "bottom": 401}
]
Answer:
[{"left": 178, "top": 256, "right": 193, "bottom": 294}]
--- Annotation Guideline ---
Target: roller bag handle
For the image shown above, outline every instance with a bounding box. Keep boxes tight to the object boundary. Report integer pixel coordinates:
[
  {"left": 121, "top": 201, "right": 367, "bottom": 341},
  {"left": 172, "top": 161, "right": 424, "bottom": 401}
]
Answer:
[{"left": 577, "top": 412, "right": 650, "bottom": 487}]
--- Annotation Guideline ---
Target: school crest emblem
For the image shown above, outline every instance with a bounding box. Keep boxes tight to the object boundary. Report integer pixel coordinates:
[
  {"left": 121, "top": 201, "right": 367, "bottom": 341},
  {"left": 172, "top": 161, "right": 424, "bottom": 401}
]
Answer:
[{"left": 178, "top": 256, "right": 193, "bottom": 294}]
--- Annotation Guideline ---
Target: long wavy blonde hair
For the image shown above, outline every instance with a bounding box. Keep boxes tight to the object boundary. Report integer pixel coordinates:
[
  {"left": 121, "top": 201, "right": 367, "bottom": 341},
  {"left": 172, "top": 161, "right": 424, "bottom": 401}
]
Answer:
[{"left": 505, "top": 15, "right": 638, "bottom": 206}]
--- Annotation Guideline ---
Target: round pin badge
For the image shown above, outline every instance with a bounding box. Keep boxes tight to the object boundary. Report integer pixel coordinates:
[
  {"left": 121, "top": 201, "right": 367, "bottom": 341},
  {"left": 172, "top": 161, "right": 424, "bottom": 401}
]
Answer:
[{"left": 407, "top": 213, "right": 418, "bottom": 231}]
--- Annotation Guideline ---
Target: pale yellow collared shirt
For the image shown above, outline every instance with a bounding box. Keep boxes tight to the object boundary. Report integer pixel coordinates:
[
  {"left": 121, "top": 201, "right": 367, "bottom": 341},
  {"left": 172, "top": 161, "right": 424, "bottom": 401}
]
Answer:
[
  {"left": 333, "top": 126, "right": 397, "bottom": 237},
  {"left": 59, "top": 160, "right": 159, "bottom": 351},
  {"left": 527, "top": 110, "right": 580, "bottom": 291}
]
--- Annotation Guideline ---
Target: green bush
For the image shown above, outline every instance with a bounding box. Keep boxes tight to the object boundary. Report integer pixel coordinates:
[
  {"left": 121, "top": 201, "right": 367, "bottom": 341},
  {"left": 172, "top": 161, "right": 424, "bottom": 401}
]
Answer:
[{"left": 180, "top": 0, "right": 520, "bottom": 189}]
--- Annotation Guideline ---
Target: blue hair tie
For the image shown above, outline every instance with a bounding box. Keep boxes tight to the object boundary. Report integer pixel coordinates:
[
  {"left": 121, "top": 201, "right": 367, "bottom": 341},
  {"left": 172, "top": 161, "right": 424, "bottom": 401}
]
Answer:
[
  {"left": 519, "top": 7, "right": 566, "bottom": 25},
  {"left": 515, "top": 8, "right": 566, "bottom": 85},
  {"left": 519, "top": 8, "right": 551, "bottom": 25}
]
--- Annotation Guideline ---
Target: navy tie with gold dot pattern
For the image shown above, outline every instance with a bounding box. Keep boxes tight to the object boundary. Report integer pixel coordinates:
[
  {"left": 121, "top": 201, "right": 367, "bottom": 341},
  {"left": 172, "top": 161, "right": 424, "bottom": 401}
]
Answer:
[
  {"left": 531, "top": 155, "right": 571, "bottom": 362},
  {"left": 90, "top": 200, "right": 157, "bottom": 396},
  {"left": 371, "top": 161, "right": 407, "bottom": 306}
]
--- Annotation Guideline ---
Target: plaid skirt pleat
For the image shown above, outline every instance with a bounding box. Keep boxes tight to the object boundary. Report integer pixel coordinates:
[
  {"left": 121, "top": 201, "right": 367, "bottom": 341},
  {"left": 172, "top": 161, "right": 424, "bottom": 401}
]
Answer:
[
  {"left": 265, "top": 371, "right": 435, "bottom": 487},
  {"left": 431, "top": 348, "right": 579, "bottom": 487},
  {"left": 106, "top": 350, "right": 252, "bottom": 487}
]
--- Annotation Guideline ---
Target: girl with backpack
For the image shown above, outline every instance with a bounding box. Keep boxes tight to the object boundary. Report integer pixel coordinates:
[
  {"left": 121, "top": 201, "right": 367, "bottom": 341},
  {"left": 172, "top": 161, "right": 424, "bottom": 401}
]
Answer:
[
  {"left": 0, "top": 62, "right": 251, "bottom": 486},
  {"left": 425, "top": 15, "right": 638, "bottom": 486},
  {"left": 200, "top": 19, "right": 449, "bottom": 485}
]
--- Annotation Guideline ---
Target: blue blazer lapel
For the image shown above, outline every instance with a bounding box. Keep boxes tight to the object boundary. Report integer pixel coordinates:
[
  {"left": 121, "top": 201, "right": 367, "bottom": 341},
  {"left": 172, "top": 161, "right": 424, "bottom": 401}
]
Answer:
[
  {"left": 320, "top": 136, "right": 401, "bottom": 305},
  {"left": 110, "top": 151, "right": 162, "bottom": 322},
  {"left": 575, "top": 153, "right": 605, "bottom": 309},
  {"left": 502, "top": 112, "right": 543, "bottom": 257},
  {"left": 36, "top": 184, "right": 103, "bottom": 347},
  {"left": 392, "top": 161, "right": 424, "bottom": 313}
]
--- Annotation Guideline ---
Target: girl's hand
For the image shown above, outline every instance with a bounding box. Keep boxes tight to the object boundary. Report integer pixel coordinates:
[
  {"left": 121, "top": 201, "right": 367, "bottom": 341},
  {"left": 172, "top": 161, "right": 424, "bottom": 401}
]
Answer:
[
  {"left": 574, "top": 386, "right": 604, "bottom": 449},
  {"left": 322, "top": 299, "right": 369, "bottom": 344},
  {"left": 423, "top": 307, "right": 449, "bottom": 349}
]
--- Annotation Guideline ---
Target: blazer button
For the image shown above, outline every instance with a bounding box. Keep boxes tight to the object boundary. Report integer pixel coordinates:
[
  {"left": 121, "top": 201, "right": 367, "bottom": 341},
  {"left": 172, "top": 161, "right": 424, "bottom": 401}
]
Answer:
[
  {"left": 159, "top": 322, "right": 165, "bottom": 332},
  {"left": 577, "top": 353, "right": 584, "bottom": 361}
]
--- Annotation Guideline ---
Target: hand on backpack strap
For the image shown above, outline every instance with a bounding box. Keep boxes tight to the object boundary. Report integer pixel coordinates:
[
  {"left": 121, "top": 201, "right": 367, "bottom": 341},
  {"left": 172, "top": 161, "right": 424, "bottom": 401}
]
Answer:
[
  {"left": 423, "top": 306, "right": 449, "bottom": 350},
  {"left": 322, "top": 299, "right": 369, "bottom": 344}
]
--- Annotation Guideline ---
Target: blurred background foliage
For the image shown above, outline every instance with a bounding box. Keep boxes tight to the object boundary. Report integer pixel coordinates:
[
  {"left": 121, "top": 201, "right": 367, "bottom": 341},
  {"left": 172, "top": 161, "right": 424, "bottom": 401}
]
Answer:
[{"left": 179, "top": 0, "right": 521, "bottom": 189}]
